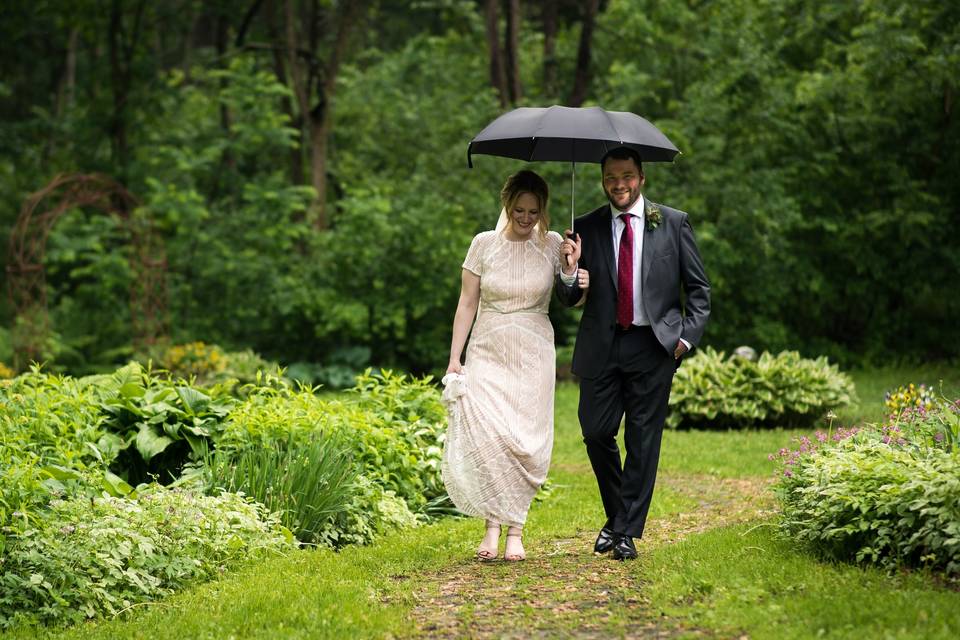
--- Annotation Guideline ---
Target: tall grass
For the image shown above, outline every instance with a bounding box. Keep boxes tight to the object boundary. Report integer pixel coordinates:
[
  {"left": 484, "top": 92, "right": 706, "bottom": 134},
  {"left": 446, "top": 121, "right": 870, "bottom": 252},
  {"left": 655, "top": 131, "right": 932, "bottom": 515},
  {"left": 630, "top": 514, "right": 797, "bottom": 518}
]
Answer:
[{"left": 206, "top": 434, "right": 357, "bottom": 545}]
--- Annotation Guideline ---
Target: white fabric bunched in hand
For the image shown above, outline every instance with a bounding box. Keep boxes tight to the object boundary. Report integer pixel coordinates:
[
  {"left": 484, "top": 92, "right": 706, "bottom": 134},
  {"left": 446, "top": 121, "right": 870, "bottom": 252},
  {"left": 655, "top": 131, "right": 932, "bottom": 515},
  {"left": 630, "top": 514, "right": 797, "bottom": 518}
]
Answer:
[{"left": 440, "top": 372, "right": 467, "bottom": 405}]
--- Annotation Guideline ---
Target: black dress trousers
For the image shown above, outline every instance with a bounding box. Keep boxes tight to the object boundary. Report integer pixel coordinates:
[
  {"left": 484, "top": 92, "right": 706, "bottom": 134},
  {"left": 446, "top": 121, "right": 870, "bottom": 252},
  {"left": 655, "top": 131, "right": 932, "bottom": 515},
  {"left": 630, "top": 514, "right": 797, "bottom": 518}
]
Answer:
[{"left": 577, "top": 324, "right": 675, "bottom": 539}]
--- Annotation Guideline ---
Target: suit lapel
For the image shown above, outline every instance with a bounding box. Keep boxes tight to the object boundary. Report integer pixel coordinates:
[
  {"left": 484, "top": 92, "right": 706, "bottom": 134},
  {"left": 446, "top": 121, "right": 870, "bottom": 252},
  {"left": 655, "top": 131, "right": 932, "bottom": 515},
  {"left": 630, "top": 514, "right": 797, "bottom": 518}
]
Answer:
[
  {"left": 641, "top": 200, "right": 659, "bottom": 289},
  {"left": 597, "top": 205, "right": 617, "bottom": 289}
]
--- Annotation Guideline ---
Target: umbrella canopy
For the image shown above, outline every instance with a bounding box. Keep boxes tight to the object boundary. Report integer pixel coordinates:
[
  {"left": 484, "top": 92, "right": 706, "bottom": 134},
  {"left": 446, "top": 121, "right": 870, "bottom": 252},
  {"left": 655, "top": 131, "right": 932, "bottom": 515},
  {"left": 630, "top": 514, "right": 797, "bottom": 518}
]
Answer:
[
  {"left": 467, "top": 105, "right": 679, "bottom": 168},
  {"left": 468, "top": 105, "right": 680, "bottom": 232}
]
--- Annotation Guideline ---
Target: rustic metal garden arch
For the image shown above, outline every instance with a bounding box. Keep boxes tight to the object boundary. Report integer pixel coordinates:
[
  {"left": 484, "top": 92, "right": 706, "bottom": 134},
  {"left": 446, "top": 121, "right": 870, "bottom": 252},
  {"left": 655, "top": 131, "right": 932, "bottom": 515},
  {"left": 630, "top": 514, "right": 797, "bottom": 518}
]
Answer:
[{"left": 5, "top": 173, "right": 167, "bottom": 369}]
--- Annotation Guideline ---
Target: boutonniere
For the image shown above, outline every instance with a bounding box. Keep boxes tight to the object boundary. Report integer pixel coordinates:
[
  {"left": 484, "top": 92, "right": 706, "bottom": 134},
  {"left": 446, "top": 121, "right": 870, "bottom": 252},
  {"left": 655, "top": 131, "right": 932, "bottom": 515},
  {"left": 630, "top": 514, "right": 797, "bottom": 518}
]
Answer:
[{"left": 645, "top": 203, "right": 662, "bottom": 231}]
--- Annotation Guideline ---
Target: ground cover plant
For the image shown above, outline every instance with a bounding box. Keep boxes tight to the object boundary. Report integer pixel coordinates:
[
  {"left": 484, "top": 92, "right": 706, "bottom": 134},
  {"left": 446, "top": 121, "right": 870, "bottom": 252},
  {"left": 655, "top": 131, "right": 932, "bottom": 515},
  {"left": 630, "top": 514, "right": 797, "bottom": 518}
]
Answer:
[
  {"left": 668, "top": 347, "right": 856, "bottom": 428},
  {"left": 0, "top": 490, "right": 292, "bottom": 628},
  {"left": 773, "top": 388, "right": 960, "bottom": 574}
]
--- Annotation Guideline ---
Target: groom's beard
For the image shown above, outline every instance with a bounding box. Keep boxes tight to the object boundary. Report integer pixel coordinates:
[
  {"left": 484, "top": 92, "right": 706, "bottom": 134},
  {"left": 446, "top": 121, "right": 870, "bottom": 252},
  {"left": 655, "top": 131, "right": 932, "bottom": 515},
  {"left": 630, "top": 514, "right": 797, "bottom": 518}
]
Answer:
[{"left": 605, "top": 189, "right": 641, "bottom": 212}]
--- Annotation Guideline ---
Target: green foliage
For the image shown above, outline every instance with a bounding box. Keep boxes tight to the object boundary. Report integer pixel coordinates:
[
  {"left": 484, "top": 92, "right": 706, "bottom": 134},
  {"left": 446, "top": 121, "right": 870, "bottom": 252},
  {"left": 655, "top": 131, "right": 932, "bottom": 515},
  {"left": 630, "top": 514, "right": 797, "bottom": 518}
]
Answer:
[
  {"left": 140, "top": 341, "right": 283, "bottom": 389},
  {"left": 0, "top": 367, "right": 108, "bottom": 534},
  {"left": 0, "top": 361, "right": 450, "bottom": 629},
  {"left": 313, "top": 474, "right": 420, "bottom": 548},
  {"left": 0, "top": 489, "right": 293, "bottom": 628},
  {"left": 669, "top": 347, "right": 856, "bottom": 428},
  {"left": 90, "top": 362, "right": 237, "bottom": 485},
  {"left": 774, "top": 397, "right": 960, "bottom": 573},
  {"left": 2, "top": 1, "right": 960, "bottom": 374},
  {"left": 346, "top": 370, "right": 448, "bottom": 509},
  {"left": 286, "top": 346, "right": 372, "bottom": 390},
  {"left": 211, "top": 369, "right": 447, "bottom": 543},
  {"left": 776, "top": 440, "right": 960, "bottom": 574},
  {"left": 205, "top": 433, "right": 358, "bottom": 545}
]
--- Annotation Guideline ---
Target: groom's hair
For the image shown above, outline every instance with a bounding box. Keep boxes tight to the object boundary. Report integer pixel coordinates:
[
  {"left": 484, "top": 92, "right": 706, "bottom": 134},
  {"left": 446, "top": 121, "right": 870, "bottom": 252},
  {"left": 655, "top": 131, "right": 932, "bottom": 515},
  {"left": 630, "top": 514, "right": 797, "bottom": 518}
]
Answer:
[{"left": 600, "top": 147, "right": 643, "bottom": 174}]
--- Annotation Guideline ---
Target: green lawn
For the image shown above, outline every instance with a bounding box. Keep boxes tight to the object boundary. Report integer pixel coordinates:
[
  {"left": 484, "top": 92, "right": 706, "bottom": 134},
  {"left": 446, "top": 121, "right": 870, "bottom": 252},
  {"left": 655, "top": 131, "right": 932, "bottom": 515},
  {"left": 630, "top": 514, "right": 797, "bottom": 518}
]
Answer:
[{"left": 5, "top": 369, "right": 958, "bottom": 639}]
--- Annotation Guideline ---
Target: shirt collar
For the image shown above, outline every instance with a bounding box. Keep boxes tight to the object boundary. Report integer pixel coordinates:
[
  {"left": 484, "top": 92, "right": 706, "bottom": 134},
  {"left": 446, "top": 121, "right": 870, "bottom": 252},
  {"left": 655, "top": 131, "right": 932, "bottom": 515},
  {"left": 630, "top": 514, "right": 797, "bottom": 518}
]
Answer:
[{"left": 611, "top": 194, "right": 645, "bottom": 221}]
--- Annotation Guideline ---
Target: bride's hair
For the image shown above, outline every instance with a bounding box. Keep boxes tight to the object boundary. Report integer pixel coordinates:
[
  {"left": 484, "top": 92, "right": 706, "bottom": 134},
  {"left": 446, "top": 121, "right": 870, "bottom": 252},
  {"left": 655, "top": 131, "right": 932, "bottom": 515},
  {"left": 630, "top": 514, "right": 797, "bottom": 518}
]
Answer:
[{"left": 500, "top": 170, "right": 550, "bottom": 240}]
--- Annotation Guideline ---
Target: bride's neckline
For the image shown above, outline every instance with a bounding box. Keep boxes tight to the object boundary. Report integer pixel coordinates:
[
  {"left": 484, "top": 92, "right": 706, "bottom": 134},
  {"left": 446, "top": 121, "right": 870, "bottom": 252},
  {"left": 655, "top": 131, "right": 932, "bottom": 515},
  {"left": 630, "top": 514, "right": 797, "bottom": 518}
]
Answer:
[{"left": 500, "top": 229, "right": 535, "bottom": 243}]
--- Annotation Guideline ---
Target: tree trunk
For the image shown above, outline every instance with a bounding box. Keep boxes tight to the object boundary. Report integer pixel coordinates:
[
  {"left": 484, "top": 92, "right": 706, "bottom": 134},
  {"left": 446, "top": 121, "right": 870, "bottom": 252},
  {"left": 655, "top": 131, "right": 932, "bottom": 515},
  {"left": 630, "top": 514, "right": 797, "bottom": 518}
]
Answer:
[
  {"left": 308, "top": 99, "right": 330, "bottom": 229},
  {"left": 308, "top": 1, "right": 363, "bottom": 230},
  {"left": 505, "top": 0, "right": 521, "bottom": 104},
  {"left": 107, "top": 0, "right": 146, "bottom": 176},
  {"left": 541, "top": 0, "right": 557, "bottom": 98},
  {"left": 216, "top": 13, "right": 236, "bottom": 174},
  {"left": 108, "top": 0, "right": 129, "bottom": 173},
  {"left": 235, "top": 0, "right": 265, "bottom": 47},
  {"left": 569, "top": 0, "right": 599, "bottom": 107},
  {"left": 265, "top": 0, "right": 304, "bottom": 185},
  {"left": 484, "top": 0, "right": 507, "bottom": 106},
  {"left": 60, "top": 27, "right": 79, "bottom": 115},
  {"left": 275, "top": 0, "right": 363, "bottom": 228}
]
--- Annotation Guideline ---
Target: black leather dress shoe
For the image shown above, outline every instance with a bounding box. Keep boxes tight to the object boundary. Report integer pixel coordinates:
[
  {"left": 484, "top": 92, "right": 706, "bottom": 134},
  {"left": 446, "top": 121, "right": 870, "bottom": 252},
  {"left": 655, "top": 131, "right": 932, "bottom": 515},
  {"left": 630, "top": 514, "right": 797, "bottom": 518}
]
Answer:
[
  {"left": 594, "top": 527, "right": 617, "bottom": 554},
  {"left": 612, "top": 535, "right": 638, "bottom": 561}
]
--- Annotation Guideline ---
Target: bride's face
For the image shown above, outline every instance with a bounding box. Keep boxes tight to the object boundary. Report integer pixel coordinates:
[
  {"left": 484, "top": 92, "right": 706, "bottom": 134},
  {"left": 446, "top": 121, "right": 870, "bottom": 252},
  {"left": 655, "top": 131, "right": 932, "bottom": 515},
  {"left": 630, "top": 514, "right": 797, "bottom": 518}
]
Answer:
[{"left": 509, "top": 192, "right": 540, "bottom": 238}]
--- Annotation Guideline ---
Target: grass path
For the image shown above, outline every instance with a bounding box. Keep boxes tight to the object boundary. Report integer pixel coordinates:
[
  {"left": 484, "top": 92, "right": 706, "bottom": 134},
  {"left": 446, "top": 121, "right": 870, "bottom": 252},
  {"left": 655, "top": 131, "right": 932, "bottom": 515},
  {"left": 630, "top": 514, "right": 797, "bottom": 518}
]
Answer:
[{"left": 410, "top": 471, "right": 773, "bottom": 639}]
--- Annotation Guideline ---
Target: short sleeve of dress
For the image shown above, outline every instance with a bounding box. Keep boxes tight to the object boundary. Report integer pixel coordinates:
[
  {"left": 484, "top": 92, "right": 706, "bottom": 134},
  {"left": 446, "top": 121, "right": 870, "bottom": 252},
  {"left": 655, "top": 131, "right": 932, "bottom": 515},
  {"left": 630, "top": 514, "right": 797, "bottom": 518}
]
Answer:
[
  {"left": 462, "top": 233, "right": 484, "bottom": 276},
  {"left": 546, "top": 231, "right": 563, "bottom": 274}
]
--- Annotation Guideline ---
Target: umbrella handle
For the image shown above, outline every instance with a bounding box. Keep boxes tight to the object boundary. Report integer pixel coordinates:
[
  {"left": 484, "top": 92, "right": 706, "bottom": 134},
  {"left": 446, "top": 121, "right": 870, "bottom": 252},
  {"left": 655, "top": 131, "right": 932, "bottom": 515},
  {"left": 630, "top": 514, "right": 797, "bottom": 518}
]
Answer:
[{"left": 567, "top": 161, "right": 576, "bottom": 240}]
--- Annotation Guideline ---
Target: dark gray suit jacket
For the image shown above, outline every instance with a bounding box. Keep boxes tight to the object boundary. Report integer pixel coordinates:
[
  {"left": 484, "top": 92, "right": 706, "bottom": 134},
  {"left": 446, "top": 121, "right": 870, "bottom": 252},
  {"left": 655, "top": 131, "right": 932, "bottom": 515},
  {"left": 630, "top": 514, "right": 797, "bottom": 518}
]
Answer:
[{"left": 556, "top": 201, "right": 711, "bottom": 379}]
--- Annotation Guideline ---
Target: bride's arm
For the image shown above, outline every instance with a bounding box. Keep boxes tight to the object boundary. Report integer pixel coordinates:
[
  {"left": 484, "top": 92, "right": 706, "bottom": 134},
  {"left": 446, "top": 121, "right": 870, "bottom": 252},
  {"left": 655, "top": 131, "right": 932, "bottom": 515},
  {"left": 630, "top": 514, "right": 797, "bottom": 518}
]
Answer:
[{"left": 447, "top": 269, "right": 481, "bottom": 374}]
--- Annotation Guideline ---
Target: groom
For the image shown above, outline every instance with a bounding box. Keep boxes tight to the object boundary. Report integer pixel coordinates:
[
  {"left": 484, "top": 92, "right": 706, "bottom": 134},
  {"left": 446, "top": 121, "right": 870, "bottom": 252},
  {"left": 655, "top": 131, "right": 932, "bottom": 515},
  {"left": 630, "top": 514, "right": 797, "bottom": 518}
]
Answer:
[{"left": 557, "top": 146, "right": 710, "bottom": 560}]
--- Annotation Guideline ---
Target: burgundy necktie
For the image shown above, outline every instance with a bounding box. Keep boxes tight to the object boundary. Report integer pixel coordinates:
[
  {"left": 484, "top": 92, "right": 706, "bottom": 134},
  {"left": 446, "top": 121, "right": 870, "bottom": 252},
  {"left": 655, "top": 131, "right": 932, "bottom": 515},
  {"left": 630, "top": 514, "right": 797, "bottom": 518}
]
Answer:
[{"left": 617, "top": 213, "right": 634, "bottom": 329}]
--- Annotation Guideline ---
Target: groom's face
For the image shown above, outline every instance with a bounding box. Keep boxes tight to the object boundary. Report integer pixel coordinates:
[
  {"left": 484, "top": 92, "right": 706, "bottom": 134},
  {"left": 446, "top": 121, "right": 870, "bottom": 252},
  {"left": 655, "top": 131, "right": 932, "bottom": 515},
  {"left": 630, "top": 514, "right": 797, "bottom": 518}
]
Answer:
[{"left": 602, "top": 157, "right": 644, "bottom": 212}]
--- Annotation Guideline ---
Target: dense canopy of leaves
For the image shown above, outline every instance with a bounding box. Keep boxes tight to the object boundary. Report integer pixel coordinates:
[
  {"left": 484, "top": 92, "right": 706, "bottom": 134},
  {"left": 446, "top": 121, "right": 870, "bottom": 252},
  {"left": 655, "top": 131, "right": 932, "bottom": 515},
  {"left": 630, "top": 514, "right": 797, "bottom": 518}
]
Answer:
[{"left": 1, "top": 0, "right": 957, "bottom": 373}]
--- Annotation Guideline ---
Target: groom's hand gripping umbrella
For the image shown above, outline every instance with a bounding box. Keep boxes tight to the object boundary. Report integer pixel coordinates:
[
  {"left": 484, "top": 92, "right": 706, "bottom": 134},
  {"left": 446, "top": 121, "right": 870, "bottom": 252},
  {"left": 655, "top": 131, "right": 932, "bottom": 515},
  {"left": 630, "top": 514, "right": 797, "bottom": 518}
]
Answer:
[{"left": 467, "top": 105, "right": 680, "bottom": 234}]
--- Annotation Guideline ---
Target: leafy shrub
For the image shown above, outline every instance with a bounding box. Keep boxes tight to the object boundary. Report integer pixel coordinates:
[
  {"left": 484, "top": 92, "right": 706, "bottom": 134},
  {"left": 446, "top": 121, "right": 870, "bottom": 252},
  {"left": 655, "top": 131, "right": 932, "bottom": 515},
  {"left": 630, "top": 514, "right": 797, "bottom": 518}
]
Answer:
[
  {"left": 0, "top": 368, "right": 109, "bottom": 533},
  {"left": 668, "top": 347, "right": 856, "bottom": 428},
  {"left": 205, "top": 433, "right": 358, "bottom": 545},
  {"left": 313, "top": 475, "right": 419, "bottom": 548},
  {"left": 153, "top": 341, "right": 227, "bottom": 380},
  {"left": 773, "top": 397, "right": 960, "bottom": 574},
  {"left": 0, "top": 489, "right": 293, "bottom": 628},
  {"left": 215, "top": 370, "right": 447, "bottom": 541},
  {"left": 0, "top": 363, "right": 13, "bottom": 379},
  {"left": 348, "top": 370, "right": 448, "bottom": 510},
  {"left": 216, "top": 348, "right": 283, "bottom": 387},
  {"left": 142, "top": 342, "right": 282, "bottom": 388}
]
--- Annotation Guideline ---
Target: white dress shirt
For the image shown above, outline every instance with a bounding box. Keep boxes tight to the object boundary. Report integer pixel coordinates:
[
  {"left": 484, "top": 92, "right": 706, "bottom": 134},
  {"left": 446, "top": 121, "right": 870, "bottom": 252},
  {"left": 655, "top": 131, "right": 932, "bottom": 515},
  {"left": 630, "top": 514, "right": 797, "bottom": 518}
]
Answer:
[
  {"left": 561, "top": 194, "right": 691, "bottom": 353},
  {"left": 612, "top": 195, "right": 648, "bottom": 326}
]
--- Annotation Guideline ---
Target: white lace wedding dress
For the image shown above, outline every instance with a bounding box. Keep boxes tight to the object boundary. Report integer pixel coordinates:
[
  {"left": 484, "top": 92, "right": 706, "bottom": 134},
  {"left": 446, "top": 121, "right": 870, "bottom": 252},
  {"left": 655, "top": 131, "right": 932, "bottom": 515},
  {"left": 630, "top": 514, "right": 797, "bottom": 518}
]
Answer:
[{"left": 441, "top": 229, "right": 562, "bottom": 527}]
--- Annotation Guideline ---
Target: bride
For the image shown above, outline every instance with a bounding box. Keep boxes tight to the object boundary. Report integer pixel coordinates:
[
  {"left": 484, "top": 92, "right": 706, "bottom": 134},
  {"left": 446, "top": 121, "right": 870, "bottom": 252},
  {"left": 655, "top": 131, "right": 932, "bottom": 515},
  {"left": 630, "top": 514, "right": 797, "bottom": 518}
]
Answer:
[{"left": 441, "top": 170, "right": 589, "bottom": 561}]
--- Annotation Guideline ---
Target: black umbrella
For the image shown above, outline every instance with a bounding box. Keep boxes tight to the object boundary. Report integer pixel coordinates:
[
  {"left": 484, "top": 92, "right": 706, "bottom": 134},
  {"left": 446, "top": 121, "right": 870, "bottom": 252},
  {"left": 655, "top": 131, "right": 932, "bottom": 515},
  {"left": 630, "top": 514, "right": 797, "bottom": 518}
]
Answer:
[{"left": 468, "top": 105, "right": 680, "bottom": 231}]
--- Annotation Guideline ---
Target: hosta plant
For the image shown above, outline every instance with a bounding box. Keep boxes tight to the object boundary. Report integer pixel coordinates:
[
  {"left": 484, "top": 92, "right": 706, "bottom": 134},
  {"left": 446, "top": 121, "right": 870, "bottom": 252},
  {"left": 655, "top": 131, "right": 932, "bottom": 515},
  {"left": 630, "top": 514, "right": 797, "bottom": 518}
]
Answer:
[
  {"left": 86, "top": 362, "right": 237, "bottom": 485},
  {"left": 668, "top": 347, "right": 856, "bottom": 428}
]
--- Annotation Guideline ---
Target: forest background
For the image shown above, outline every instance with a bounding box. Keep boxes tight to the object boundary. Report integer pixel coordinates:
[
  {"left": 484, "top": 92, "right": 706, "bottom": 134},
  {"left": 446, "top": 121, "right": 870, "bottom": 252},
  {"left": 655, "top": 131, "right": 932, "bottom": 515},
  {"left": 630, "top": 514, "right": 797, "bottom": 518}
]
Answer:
[{"left": 1, "top": 0, "right": 957, "bottom": 378}]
